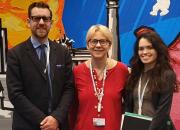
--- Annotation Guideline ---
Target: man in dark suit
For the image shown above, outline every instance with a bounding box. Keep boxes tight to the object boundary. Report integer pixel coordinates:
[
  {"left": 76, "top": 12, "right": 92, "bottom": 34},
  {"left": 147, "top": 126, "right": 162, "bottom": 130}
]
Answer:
[{"left": 6, "top": 2, "right": 74, "bottom": 130}]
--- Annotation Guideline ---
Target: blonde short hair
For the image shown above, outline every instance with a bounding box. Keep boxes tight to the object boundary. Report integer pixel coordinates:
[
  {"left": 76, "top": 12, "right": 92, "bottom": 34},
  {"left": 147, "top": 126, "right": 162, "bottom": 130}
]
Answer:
[{"left": 86, "top": 24, "right": 113, "bottom": 44}]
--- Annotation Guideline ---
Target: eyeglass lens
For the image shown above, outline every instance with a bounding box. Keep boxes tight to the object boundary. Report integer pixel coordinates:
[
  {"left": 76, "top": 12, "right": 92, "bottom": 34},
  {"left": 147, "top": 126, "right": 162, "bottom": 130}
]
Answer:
[
  {"left": 31, "top": 16, "right": 51, "bottom": 22},
  {"left": 90, "top": 39, "right": 109, "bottom": 45}
]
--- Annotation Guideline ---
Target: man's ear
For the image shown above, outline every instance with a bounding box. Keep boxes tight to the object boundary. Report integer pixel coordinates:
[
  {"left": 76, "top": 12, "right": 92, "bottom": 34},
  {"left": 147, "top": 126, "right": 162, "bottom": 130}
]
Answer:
[
  {"left": 27, "top": 18, "right": 31, "bottom": 28},
  {"left": 49, "top": 20, "right": 53, "bottom": 27}
]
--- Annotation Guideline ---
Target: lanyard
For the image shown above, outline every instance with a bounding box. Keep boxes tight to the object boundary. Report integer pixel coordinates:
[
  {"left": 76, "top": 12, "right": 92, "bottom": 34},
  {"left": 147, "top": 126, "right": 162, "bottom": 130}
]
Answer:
[
  {"left": 138, "top": 75, "right": 149, "bottom": 115},
  {"left": 44, "top": 43, "right": 50, "bottom": 74},
  {"left": 89, "top": 61, "right": 107, "bottom": 113},
  {"left": 43, "top": 43, "right": 52, "bottom": 113}
]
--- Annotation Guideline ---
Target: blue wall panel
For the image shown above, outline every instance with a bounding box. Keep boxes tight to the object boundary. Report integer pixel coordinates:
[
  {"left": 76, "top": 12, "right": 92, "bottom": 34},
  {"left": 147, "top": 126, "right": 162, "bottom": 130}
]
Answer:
[{"left": 63, "top": 0, "right": 180, "bottom": 64}]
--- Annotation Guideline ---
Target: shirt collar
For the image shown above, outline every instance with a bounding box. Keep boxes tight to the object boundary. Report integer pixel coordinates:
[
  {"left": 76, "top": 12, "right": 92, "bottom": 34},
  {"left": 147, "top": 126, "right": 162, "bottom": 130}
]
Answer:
[{"left": 31, "top": 36, "right": 49, "bottom": 49}]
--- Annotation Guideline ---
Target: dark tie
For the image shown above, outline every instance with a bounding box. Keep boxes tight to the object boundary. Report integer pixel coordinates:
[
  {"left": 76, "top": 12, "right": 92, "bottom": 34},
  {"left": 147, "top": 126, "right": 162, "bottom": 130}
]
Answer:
[
  {"left": 39, "top": 44, "right": 52, "bottom": 113},
  {"left": 39, "top": 44, "right": 46, "bottom": 68}
]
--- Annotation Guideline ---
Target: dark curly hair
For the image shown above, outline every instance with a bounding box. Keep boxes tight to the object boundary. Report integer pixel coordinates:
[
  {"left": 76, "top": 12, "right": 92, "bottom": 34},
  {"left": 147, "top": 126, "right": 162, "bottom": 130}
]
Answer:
[{"left": 126, "top": 31, "right": 177, "bottom": 92}]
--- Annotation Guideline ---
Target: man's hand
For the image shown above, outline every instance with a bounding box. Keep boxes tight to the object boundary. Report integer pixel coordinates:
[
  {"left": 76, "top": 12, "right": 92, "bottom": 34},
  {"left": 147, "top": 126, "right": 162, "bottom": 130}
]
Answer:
[{"left": 40, "top": 116, "right": 59, "bottom": 130}]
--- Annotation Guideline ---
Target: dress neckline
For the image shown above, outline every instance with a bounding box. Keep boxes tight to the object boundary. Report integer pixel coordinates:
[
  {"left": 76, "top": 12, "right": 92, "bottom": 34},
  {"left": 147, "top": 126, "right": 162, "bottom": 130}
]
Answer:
[{"left": 83, "top": 61, "right": 118, "bottom": 71}]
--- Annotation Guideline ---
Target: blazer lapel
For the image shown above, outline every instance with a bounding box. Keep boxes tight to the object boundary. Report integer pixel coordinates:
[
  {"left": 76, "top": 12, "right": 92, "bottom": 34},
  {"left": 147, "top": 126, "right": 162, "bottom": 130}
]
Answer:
[
  {"left": 49, "top": 41, "right": 57, "bottom": 81},
  {"left": 25, "top": 39, "right": 47, "bottom": 79}
]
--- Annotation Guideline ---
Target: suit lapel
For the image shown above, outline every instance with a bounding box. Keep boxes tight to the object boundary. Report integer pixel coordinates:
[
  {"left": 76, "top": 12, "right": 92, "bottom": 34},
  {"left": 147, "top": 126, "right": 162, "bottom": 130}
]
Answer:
[
  {"left": 49, "top": 41, "right": 57, "bottom": 81},
  {"left": 25, "top": 39, "right": 47, "bottom": 79}
]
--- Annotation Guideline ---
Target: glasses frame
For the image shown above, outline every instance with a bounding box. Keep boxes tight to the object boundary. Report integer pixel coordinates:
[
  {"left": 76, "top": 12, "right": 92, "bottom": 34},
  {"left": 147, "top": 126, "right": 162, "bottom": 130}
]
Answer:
[
  {"left": 88, "top": 39, "right": 110, "bottom": 47},
  {"left": 30, "top": 16, "right": 52, "bottom": 23}
]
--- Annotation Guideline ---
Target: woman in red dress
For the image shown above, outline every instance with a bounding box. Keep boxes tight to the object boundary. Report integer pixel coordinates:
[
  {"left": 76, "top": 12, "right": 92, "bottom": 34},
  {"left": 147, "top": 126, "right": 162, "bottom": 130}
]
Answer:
[{"left": 71, "top": 24, "right": 129, "bottom": 130}]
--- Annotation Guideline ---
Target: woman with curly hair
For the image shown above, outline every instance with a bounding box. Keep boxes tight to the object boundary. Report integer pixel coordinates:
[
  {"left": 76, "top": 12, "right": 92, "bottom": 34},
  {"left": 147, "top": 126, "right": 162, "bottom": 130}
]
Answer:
[{"left": 124, "top": 31, "right": 177, "bottom": 130}]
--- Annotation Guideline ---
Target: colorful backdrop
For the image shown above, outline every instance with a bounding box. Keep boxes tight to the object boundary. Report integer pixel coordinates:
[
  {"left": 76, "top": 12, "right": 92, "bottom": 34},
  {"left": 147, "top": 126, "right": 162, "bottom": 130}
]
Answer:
[
  {"left": 0, "top": 0, "right": 64, "bottom": 48},
  {"left": 0, "top": 0, "right": 180, "bottom": 129},
  {"left": 63, "top": 0, "right": 180, "bottom": 64}
]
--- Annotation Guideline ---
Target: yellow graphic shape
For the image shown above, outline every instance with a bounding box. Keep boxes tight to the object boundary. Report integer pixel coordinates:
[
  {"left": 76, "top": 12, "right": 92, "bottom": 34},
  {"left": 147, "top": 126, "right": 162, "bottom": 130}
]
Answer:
[{"left": 0, "top": 0, "right": 64, "bottom": 48}]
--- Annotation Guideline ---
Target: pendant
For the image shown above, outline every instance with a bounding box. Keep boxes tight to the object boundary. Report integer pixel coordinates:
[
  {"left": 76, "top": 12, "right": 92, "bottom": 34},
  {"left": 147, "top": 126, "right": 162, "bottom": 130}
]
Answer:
[
  {"left": 97, "top": 103, "right": 102, "bottom": 112},
  {"left": 97, "top": 93, "right": 103, "bottom": 101}
]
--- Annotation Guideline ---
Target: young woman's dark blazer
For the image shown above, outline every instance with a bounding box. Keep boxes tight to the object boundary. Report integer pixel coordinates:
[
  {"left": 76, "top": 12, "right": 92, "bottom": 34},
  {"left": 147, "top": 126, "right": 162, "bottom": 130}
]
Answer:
[{"left": 123, "top": 70, "right": 176, "bottom": 130}]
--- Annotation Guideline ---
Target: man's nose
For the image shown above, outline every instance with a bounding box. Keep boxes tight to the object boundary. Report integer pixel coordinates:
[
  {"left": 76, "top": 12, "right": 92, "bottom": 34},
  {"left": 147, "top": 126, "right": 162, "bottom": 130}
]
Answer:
[{"left": 39, "top": 18, "right": 45, "bottom": 24}]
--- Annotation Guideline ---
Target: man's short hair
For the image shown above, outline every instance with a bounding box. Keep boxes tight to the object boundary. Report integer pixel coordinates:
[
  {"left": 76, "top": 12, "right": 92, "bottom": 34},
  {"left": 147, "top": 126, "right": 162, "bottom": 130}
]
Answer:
[{"left": 28, "top": 1, "right": 52, "bottom": 19}]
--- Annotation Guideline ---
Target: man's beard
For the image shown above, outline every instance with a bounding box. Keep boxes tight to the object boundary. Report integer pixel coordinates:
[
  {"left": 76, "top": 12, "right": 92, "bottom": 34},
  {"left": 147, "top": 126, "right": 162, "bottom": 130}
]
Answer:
[{"left": 33, "top": 29, "right": 49, "bottom": 39}]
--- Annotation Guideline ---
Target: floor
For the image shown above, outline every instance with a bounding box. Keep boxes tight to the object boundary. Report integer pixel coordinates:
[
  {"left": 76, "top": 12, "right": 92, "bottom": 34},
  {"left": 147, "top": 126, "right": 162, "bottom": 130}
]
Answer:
[
  {"left": 0, "top": 74, "right": 13, "bottom": 130},
  {"left": 0, "top": 107, "right": 12, "bottom": 130}
]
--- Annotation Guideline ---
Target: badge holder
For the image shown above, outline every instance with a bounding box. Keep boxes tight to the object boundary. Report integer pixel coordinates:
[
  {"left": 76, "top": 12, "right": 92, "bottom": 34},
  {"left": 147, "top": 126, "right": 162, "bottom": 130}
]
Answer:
[{"left": 93, "top": 118, "right": 105, "bottom": 126}]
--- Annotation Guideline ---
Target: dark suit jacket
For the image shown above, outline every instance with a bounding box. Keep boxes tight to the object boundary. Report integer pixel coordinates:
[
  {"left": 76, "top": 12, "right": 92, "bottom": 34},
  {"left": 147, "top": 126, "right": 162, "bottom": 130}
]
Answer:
[
  {"left": 6, "top": 38, "right": 74, "bottom": 130},
  {"left": 124, "top": 70, "right": 176, "bottom": 130}
]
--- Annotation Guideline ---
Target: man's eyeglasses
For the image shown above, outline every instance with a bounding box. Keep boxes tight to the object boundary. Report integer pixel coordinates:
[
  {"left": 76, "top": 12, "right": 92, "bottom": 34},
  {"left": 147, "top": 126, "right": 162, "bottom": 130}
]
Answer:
[
  {"left": 30, "top": 16, "right": 52, "bottom": 22},
  {"left": 88, "top": 39, "right": 110, "bottom": 46}
]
